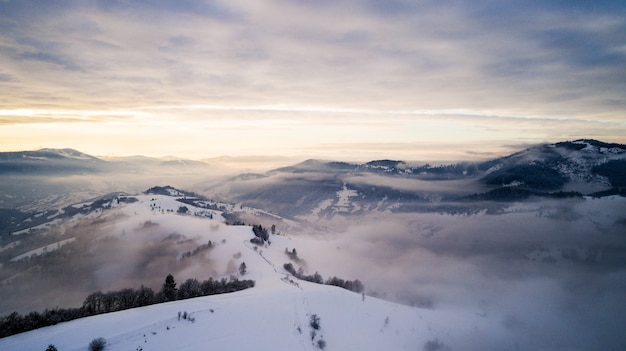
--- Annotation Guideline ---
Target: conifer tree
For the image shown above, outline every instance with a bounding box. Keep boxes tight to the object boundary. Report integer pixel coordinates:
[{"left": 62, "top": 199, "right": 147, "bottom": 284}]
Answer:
[{"left": 161, "top": 274, "right": 177, "bottom": 301}]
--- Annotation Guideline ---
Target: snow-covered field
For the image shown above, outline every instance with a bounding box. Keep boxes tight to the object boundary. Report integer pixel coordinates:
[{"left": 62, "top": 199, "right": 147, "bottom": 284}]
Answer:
[
  {"left": 1, "top": 191, "right": 625, "bottom": 350},
  {"left": 0, "top": 273, "right": 488, "bottom": 351},
  {"left": 0, "top": 203, "right": 492, "bottom": 351}
]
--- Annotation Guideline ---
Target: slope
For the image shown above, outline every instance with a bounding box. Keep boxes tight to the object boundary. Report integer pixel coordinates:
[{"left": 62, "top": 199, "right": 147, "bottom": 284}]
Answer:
[{"left": 0, "top": 208, "right": 497, "bottom": 351}]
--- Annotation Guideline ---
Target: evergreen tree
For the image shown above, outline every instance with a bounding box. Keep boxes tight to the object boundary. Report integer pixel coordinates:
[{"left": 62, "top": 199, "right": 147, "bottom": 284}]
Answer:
[
  {"left": 161, "top": 274, "right": 178, "bottom": 301},
  {"left": 177, "top": 278, "right": 202, "bottom": 300},
  {"left": 239, "top": 262, "right": 247, "bottom": 275}
]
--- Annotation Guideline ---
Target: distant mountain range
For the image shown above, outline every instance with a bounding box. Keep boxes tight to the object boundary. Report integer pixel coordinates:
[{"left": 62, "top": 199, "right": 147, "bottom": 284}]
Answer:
[
  {"left": 270, "top": 139, "right": 625, "bottom": 186},
  {"left": 0, "top": 139, "right": 624, "bottom": 218},
  {"left": 0, "top": 148, "right": 212, "bottom": 175},
  {"left": 1, "top": 139, "right": 623, "bottom": 184},
  {"left": 1, "top": 141, "right": 624, "bottom": 351},
  {"left": 200, "top": 139, "right": 625, "bottom": 218}
]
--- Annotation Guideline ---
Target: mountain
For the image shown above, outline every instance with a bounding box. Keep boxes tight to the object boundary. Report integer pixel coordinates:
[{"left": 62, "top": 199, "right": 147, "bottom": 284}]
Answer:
[
  {"left": 0, "top": 187, "right": 462, "bottom": 350},
  {"left": 0, "top": 186, "right": 624, "bottom": 350},
  {"left": 0, "top": 149, "right": 221, "bottom": 211},
  {"left": 201, "top": 139, "right": 625, "bottom": 220},
  {"left": 0, "top": 229, "right": 464, "bottom": 351},
  {"left": 0, "top": 140, "right": 623, "bottom": 218},
  {"left": 0, "top": 140, "right": 624, "bottom": 350},
  {"left": 0, "top": 148, "right": 217, "bottom": 177},
  {"left": 479, "top": 139, "right": 626, "bottom": 191},
  {"left": 0, "top": 148, "right": 107, "bottom": 175}
]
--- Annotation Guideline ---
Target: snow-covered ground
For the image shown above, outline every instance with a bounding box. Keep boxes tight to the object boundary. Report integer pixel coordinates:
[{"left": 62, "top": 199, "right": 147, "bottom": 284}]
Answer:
[
  {"left": 0, "top": 277, "right": 486, "bottom": 351},
  {"left": 2, "top": 190, "right": 625, "bottom": 350},
  {"left": 0, "top": 205, "right": 493, "bottom": 351},
  {"left": 10, "top": 238, "right": 75, "bottom": 262}
]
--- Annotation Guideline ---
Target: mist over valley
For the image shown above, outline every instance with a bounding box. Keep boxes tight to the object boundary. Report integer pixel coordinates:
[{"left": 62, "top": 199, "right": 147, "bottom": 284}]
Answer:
[{"left": 0, "top": 140, "right": 625, "bottom": 350}]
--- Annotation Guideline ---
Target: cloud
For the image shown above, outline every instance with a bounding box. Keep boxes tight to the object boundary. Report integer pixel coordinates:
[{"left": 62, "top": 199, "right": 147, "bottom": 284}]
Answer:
[
  {"left": 1, "top": 0, "right": 623, "bottom": 112},
  {"left": 0, "top": 0, "right": 624, "bottom": 158},
  {"left": 289, "top": 198, "right": 626, "bottom": 350},
  {"left": 0, "top": 109, "right": 136, "bottom": 125}
]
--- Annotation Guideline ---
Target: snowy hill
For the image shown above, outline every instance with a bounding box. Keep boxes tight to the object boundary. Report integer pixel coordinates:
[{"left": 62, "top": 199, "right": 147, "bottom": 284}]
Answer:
[
  {"left": 480, "top": 139, "right": 626, "bottom": 191},
  {"left": 1, "top": 186, "right": 625, "bottom": 350},
  {"left": 0, "top": 268, "right": 481, "bottom": 351},
  {"left": 0, "top": 190, "right": 484, "bottom": 351}
]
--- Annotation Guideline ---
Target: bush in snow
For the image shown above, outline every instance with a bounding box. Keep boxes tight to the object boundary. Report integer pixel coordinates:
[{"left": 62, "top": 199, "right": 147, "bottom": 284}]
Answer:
[
  {"left": 252, "top": 224, "right": 269, "bottom": 241},
  {"left": 310, "top": 314, "right": 321, "bottom": 330},
  {"left": 284, "top": 262, "right": 297, "bottom": 275},
  {"left": 88, "top": 337, "right": 107, "bottom": 351},
  {"left": 285, "top": 247, "right": 301, "bottom": 262},
  {"left": 250, "top": 237, "right": 264, "bottom": 246},
  {"left": 423, "top": 338, "right": 449, "bottom": 351},
  {"left": 45, "top": 345, "right": 58, "bottom": 351}
]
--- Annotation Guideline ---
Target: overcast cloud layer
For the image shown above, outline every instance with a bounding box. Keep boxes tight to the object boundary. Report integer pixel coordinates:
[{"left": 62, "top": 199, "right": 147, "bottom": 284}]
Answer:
[{"left": 0, "top": 1, "right": 624, "bottom": 159}]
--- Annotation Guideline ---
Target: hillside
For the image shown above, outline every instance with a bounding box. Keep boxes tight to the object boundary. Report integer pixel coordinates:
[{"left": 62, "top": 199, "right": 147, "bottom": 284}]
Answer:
[
  {"left": 0, "top": 191, "right": 481, "bottom": 351},
  {"left": 200, "top": 139, "right": 626, "bottom": 220},
  {"left": 0, "top": 234, "right": 479, "bottom": 351},
  {"left": 0, "top": 140, "right": 625, "bottom": 350},
  {"left": 0, "top": 186, "right": 625, "bottom": 350},
  {"left": 1, "top": 140, "right": 624, "bottom": 215}
]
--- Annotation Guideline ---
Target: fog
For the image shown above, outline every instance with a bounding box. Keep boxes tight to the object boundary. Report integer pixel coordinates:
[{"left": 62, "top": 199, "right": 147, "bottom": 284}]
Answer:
[
  {"left": 1, "top": 164, "right": 625, "bottom": 349},
  {"left": 285, "top": 198, "right": 626, "bottom": 350},
  {"left": 0, "top": 207, "right": 241, "bottom": 315}
]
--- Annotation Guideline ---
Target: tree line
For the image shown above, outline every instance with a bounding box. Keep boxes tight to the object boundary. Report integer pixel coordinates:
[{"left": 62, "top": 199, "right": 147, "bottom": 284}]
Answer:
[
  {"left": 283, "top": 263, "right": 364, "bottom": 293},
  {"left": 0, "top": 273, "right": 254, "bottom": 338}
]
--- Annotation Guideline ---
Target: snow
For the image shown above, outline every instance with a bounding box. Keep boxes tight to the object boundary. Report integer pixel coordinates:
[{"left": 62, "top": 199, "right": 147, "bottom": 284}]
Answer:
[
  {"left": 2, "top": 189, "right": 624, "bottom": 350},
  {"left": 1, "top": 281, "right": 447, "bottom": 351},
  {"left": 485, "top": 163, "right": 502, "bottom": 174},
  {"left": 0, "top": 191, "right": 492, "bottom": 351},
  {"left": 335, "top": 184, "right": 358, "bottom": 212},
  {"left": 10, "top": 238, "right": 76, "bottom": 262},
  {"left": 0, "top": 240, "right": 20, "bottom": 253},
  {"left": 11, "top": 218, "right": 63, "bottom": 236},
  {"left": 0, "top": 231, "right": 490, "bottom": 351},
  {"left": 300, "top": 198, "right": 334, "bottom": 221}
]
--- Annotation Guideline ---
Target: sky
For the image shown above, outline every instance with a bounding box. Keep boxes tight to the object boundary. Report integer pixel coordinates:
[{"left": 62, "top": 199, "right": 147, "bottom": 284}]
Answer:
[{"left": 0, "top": 0, "right": 625, "bottom": 162}]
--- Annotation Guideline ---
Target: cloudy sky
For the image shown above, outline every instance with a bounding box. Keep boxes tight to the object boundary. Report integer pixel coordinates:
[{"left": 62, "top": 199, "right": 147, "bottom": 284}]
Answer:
[{"left": 0, "top": 0, "right": 624, "bottom": 161}]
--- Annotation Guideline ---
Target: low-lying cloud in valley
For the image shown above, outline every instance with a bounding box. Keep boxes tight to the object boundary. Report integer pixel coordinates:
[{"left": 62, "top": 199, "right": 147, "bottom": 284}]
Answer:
[
  {"left": 286, "top": 199, "right": 626, "bottom": 350},
  {"left": 1, "top": 140, "right": 625, "bottom": 350}
]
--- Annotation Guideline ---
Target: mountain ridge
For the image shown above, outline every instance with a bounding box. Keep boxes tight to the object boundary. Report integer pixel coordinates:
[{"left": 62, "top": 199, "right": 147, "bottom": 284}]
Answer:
[{"left": 1, "top": 140, "right": 624, "bottom": 219}]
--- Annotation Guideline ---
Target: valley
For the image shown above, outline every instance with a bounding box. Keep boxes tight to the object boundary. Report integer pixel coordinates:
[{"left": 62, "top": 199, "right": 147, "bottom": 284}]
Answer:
[{"left": 0, "top": 140, "right": 625, "bottom": 350}]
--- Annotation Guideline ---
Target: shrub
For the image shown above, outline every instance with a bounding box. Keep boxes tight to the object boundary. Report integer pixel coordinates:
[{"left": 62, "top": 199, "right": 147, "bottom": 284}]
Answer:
[
  {"left": 424, "top": 338, "right": 448, "bottom": 351},
  {"left": 283, "top": 262, "right": 297, "bottom": 275},
  {"left": 46, "top": 345, "right": 58, "bottom": 351},
  {"left": 89, "top": 337, "right": 107, "bottom": 351},
  {"left": 310, "top": 314, "right": 320, "bottom": 330}
]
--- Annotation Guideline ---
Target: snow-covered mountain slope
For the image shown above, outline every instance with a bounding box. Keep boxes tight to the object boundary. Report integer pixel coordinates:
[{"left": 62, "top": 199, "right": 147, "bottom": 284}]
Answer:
[
  {"left": 199, "top": 140, "right": 625, "bottom": 221},
  {"left": 1, "top": 186, "right": 625, "bottom": 350},
  {"left": 480, "top": 139, "right": 625, "bottom": 191},
  {"left": 0, "top": 192, "right": 491, "bottom": 351},
  {"left": 0, "top": 265, "right": 487, "bottom": 351}
]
